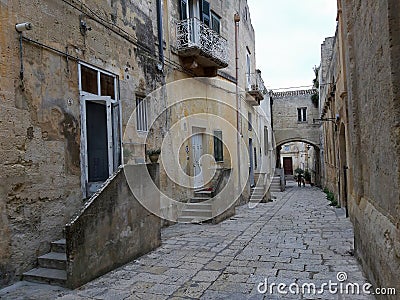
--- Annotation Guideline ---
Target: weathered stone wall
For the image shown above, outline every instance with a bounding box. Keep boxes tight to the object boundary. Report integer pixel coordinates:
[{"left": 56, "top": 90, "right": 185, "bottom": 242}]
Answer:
[
  {"left": 338, "top": 0, "right": 400, "bottom": 295},
  {"left": 65, "top": 164, "right": 161, "bottom": 288},
  {"left": 0, "top": 0, "right": 162, "bottom": 287},
  {"left": 272, "top": 92, "right": 320, "bottom": 148},
  {"left": 160, "top": 0, "right": 272, "bottom": 205}
]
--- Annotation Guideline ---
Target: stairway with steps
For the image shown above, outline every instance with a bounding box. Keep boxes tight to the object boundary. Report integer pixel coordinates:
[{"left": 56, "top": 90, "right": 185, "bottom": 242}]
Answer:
[
  {"left": 23, "top": 239, "right": 67, "bottom": 287},
  {"left": 178, "top": 189, "right": 213, "bottom": 223},
  {"left": 250, "top": 186, "right": 266, "bottom": 203},
  {"left": 270, "top": 176, "right": 283, "bottom": 192}
]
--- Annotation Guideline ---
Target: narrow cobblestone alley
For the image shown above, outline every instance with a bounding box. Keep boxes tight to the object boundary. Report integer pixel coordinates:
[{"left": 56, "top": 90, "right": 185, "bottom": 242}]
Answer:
[{"left": 0, "top": 183, "right": 374, "bottom": 300}]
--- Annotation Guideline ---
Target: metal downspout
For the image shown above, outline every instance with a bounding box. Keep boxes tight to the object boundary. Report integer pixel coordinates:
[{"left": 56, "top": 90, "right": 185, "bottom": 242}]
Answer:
[{"left": 234, "top": 13, "right": 242, "bottom": 200}]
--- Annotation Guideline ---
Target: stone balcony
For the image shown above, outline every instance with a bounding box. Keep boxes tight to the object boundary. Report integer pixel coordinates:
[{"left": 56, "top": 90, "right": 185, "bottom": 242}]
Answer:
[
  {"left": 245, "top": 70, "right": 266, "bottom": 106},
  {"left": 176, "top": 18, "right": 228, "bottom": 76}
]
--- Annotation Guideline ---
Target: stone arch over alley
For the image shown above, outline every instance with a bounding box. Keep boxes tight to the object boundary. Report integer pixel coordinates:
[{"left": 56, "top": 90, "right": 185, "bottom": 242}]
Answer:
[{"left": 271, "top": 89, "right": 322, "bottom": 186}]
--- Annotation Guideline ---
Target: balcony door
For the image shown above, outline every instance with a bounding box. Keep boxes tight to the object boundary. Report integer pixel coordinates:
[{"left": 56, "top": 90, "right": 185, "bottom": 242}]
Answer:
[
  {"left": 180, "top": 0, "right": 200, "bottom": 20},
  {"left": 246, "top": 49, "right": 251, "bottom": 90}
]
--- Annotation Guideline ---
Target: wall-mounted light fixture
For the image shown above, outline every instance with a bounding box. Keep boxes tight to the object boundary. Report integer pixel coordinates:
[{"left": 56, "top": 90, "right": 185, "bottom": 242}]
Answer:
[
  {"left": 15, "top": 22, "right": 33, "bottom": 32},
  {"left": 313, "top": 114, "right": 340, "bottom": 131},
  {"left": 16, "top": 22, "right": 33, "bottom": 81},
  {"left": 79, "top": 16, "right": 91, "bottom": 36}
]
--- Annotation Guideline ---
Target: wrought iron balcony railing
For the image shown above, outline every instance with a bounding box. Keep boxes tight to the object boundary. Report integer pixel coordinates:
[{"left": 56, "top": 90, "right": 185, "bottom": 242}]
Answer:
[
  {"left": 246, "top": 71, "right": 266, "bottom": 95},
  {"left": 176, "top": 18, "right": 228, "bottom": 68},
  {"left": 245, "top": 71, "right": 266, "bottom": 105}
]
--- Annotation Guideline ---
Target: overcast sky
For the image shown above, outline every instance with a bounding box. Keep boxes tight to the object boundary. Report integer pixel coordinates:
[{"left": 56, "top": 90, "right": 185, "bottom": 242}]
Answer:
[{"left": 248, "top": 0, "right": 337, "bottom": 91}]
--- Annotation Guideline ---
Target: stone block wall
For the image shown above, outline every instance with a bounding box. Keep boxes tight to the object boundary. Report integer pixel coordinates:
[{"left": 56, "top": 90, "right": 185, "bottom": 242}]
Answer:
[
  {"left": 339, "top": 0, "right": 400, "bottom": 296},
  {"left": 0, "top": 0, "right": 162, "bottom": 287}
]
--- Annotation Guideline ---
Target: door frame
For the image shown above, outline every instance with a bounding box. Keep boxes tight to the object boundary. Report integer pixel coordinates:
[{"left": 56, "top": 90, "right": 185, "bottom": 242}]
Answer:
[
  {"left": 78, "top": 62, "right": 121, "bottom": 198},
  {"left": 192, "top": 127, "right": 205, "bottom": 189},
  {"left": 283, "top": 157, "right": 293, "bottom": 175},
  {"left": 249, "top": 138, "right": 254, "bottom": 186},
  {"left": 80, "top": 93, "right": 117, "bottom": 196}
]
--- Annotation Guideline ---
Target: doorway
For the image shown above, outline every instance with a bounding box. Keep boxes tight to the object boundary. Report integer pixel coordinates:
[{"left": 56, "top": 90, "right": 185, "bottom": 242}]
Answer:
[
  {"left": 192, "top": 130, "right": 204, "bottom": 189},
  {"left": 249, "top": 138, "right": 255, "bottom": 186},
  {"left": 283, "top": 157, "right": 293, "bottom": 175},
  {"left": 82, "top": 95, "right": 120, "bottom": 196}
]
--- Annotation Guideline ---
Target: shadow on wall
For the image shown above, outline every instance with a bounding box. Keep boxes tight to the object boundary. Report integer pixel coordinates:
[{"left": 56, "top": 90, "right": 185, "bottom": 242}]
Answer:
[{"left": 65, "top": 164, "right": 161, "bottom": 289}]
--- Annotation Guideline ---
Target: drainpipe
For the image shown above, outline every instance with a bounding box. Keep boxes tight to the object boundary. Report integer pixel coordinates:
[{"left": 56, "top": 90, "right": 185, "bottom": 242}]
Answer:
[
  {"left": 234, "top": 13, "right": 241, "bottom": 199},
  {"left": 156, "top": 0, "right": 168, "bottom": 135},
  {"left": 156, "top": 0, "right": 164, "bottom": 63}
]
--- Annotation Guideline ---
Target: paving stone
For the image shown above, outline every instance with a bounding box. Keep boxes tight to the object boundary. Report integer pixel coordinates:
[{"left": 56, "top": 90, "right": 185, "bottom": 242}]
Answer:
[
  {"left": 192, "top": 270, "right": 221, "bottom": 282},
  {"left": 0, "top": 183, "right": 374, "bottom": 300}
]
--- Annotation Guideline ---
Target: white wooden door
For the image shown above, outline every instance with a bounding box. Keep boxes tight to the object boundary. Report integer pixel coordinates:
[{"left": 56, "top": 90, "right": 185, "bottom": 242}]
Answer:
[{"left": 192, "top": 133, "right": 204, "bottom": 189}]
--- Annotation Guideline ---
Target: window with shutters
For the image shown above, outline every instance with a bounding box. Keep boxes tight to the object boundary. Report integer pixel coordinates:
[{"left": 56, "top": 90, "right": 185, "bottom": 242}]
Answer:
[
  {"left": 248, "top": 112, "right": 252, "bottom": 131},
  {"left": 246, "top": 48, "right": 251, "bottom": 89},
  {"left": 213, "top": 130, "right": 223, "bottom": 162},
  {"left": 180, "top": 0, "right": 188, "bottom": 20},
  {"left": 211, "top": 11, "right": 221, "bottom": 34},
  {"left": 201, "top": 0, "right": 210, "bottom": 26}
]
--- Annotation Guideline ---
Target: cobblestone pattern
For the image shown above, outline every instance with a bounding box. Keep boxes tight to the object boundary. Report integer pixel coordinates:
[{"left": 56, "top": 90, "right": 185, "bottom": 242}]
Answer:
[{"left": 0, "top": 183, "right": 374, "bottom": 299}]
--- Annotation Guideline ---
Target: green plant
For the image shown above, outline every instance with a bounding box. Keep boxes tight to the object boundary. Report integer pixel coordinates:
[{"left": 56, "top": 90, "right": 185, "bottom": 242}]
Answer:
[
  {"left": 311, "top": 65, "right": 320, "bottom": 108},
  {"left": 294, "top": 168, "right": 304, "bottom": 175},
  {"left": 146, "top": 149, "right": 161, "bottom": 155},
  {"left": 323, "top": 187, "right": 329, "bottom": 194}
]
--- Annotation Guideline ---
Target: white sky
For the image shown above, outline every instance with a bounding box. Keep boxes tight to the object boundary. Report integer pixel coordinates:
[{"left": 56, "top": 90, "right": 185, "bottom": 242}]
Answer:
[{"left": 248, "top": 0, "right": 337, "bottom": 91}]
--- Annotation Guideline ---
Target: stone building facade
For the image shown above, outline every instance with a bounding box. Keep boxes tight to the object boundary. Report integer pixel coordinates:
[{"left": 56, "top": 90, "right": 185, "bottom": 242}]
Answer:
[
  {"left": 271, "top": 90, "right": 321, "bottom": 186},
  {"left": 320, "top": 0, "right": 400, "bottom": 295},
  {"left": 0, "top": 0, "right": 273, "bottom": 287}
]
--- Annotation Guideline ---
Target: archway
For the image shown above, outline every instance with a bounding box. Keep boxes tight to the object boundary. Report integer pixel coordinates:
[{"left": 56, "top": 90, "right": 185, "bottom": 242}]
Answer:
[{"left": 276, "top": 139, "right": 321, "bottom": 186}]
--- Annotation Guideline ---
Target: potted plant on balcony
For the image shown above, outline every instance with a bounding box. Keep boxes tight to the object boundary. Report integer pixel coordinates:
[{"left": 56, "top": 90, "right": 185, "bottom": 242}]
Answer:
[{"left": 146, "top": 149, "right": 161, "bottom": 163}]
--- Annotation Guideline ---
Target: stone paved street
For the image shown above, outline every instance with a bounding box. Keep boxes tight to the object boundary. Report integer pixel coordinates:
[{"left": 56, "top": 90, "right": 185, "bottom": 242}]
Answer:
[{"left": 0, "top": 183, "right": 374, "bottom": 299}]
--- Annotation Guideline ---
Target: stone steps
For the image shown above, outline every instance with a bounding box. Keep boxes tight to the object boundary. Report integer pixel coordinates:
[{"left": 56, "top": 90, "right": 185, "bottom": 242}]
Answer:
[
  {"left": 270, "top": 176, "right": 282, "bottom": 192},
  {"left": 23, "top": 239, "right": 67, "bottom": 287},
  {"left": 250, "top": 185, "right": 266, "bottom": 202},
  {"left": 23, "top": 268, "right": 67, "bottom": 287},
  {"left": 179, "top": 189, "right": 213, "bottom": 223}
]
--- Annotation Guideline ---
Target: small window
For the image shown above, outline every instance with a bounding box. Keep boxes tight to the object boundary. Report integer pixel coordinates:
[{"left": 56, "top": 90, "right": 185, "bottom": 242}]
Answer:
[
  {"left": 213, "top": 130, "right": 223, "bottom": 162},
  {"left": 284, "top": 145, "right": 290, "bottom": 151},
  {"left": 297, "top": 107, "right": 307, "bottom": 122},
  {"left": 248, "top": 112, "right": 252, "bottom": 131},
  {"left": 81, "top": 65, "right": 98, "bottom": 94},
  {"left": 136, "top": 96, "right": 148, "bottom": 132},
  {"left": 100, "top": 73, "right": 115, "bottom": 99},
  {"left": 211, "top": 11, "right": 221, "bottom": 34}
]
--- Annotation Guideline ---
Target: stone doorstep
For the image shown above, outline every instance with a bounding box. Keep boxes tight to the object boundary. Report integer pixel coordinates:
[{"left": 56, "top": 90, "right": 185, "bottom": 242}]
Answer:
[
  {"left": 184, "top": 203, "right": 212, "bottom": 210},
  {"left": 51, "top": 239, "right": 66, "bottom": 253},
  {"left": 23, "top": 268, "right": 67, "bottom": 287},
  {"left": 180, "top": 209, "right": 213, "bottom": 218},
  {"left": 38, "top": 252, "right": 67, "bottom": 270}
]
